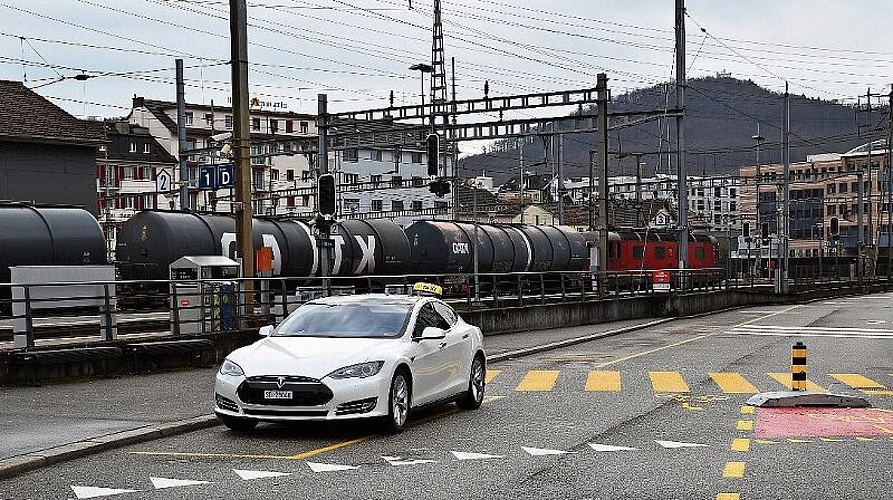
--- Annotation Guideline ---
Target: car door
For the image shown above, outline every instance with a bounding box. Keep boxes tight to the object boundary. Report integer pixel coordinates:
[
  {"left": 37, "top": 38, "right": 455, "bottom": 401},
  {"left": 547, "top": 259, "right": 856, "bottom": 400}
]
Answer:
[
  {"left": 433, "top": 300, "right": 472, "bottom": 396},
  {"left": 407, "top": 302, "right": 449, "bottom": 406}
]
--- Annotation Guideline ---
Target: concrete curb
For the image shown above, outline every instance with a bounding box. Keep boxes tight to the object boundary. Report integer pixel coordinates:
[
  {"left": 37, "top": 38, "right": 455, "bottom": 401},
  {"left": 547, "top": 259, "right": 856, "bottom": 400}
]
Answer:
[{"left": 0, "top": 414, "right": 219, "bottom": 480}]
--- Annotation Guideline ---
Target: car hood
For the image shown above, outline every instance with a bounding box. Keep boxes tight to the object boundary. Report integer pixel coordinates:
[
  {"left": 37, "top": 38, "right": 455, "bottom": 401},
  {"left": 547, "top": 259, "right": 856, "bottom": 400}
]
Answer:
[{"left": 228, "top": 336, "right": 400, "bottom": 379}]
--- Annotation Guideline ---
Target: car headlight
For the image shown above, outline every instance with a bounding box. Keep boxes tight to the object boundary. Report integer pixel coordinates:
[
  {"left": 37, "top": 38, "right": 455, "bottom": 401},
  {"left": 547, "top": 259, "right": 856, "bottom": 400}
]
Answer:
[
  {"left": 327, "top": 361, "right": 385, "bottom": 379},
  {"left": 219, "top": 359, "right": 245, "bottom": 377}
]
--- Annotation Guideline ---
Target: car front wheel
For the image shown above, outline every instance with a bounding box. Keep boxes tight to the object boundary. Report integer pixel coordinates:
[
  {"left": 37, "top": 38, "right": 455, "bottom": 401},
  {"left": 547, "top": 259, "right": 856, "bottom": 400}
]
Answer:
[
  {"left": 384, "top": 371, "right": 410, "bottom": 433},
  {"left": 457, "top": 354, "right": 485, "bottom": 410}
]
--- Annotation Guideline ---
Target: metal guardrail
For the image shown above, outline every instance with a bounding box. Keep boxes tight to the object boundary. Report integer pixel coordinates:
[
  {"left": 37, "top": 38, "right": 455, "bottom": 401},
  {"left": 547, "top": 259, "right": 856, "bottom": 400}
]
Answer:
[{"left": 0, "top": 266, "right": 878, "bottom": 350}]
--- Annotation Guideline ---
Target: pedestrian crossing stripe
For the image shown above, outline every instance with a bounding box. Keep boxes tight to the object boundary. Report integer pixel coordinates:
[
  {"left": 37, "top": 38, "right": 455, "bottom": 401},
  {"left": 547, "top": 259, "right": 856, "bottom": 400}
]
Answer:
[
  {"left": 485, "top": 370, "right": 891, "bottom": 395},
  {"left": 726, "top": 324, "right": 893, "bottom": 339}
]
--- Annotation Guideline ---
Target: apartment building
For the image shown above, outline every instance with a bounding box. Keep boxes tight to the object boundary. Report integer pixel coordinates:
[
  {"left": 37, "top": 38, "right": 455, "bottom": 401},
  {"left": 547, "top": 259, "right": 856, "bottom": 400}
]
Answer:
[{"left": 128, "top": 97, "right": 316, "bottom": 216}]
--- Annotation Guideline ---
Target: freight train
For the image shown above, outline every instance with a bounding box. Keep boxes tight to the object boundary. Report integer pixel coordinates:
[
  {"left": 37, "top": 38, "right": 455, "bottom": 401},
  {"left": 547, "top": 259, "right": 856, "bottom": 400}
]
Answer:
[{"left": 1, "top": 205, "right": 722, "bottom": 310}]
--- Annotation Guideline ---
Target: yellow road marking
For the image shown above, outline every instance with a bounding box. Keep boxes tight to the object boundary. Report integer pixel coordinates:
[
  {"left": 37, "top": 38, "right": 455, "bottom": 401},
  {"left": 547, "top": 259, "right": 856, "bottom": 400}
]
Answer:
[
  {"left": 731, "top": 438, "right": 750, "bottom": 452},
  {"left": 829, "top": 373, "right": 885, "bottom": 390},
  {"left": 516, "top": 370, "right": 559, "bottom": 391},
  {"left": 768, "top": 373, "right": 826, "bottom": 393},
  {"left": 485, "top": 370, "right": 501, "bottom": 383},
  {"left": 288, "top": 435, "right": 373, "bottom": 460},
  {"left": 787, "top": 439, "right": 812, "bottom": 444},
  {"left": 820, "top": 438, "right": 845, "bottom": 442},
  {"left": 596, "top": 336, "right": 708, "bottom": 368},
  {"left": 585, "top": 371, "right": 621, "bottom": 392},
  {"left": 709, "top": 373, "right": 758, "bottom": 394},
  {"left": 740, "top": 405, "right": 755, "bottom": 414},
  {"left": 716, "top": 493, "right": 740, "bottom": 500},
  {"left": 856, "top": 437, "right": 875, "bottom": 442},
  {"left": 754, "top": 439, "right": 777, "bottom": 445},
  {"left": 736, "top": 420, "right": 753, "bottom": 431},
  {"left": 864, "top": 390, "right": 893, "bottom": 395},
  {"left": 723, "top": 461, "right": 746, "bottom": 478},
  {"left": 649, "top": 371, "right": 690, "bottom": 393}
]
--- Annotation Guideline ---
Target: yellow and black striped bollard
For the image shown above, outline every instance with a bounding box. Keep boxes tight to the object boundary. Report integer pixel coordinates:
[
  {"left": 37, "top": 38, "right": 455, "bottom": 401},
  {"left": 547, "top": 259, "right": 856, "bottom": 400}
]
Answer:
[{"left": 791, "top": 341, "right": 808, "bottom": 391}]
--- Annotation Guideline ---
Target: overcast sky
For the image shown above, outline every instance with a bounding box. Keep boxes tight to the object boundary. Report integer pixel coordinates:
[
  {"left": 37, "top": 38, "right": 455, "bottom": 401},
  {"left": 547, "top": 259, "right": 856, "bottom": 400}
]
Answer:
[{"left": 1, "top": 0, "right": 891, "bottom": 155}]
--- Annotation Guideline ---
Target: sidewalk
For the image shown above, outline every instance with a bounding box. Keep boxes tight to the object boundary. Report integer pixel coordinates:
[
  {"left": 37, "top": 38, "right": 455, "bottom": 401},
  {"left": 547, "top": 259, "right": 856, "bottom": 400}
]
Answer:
[{"left": 0, "top": 317, "right": 665, "bottom": 479}]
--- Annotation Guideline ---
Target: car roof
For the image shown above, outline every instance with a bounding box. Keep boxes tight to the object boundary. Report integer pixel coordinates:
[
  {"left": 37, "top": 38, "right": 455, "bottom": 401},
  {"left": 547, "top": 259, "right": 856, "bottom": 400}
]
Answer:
[{"left": 307, "top": 293, "right": 425, "bottom": 307}]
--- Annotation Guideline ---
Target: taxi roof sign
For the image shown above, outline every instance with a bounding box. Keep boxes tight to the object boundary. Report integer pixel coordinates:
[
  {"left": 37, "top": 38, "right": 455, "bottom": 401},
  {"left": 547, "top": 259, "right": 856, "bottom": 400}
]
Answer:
[{"left": 412, "top": 282, "right": 443, "bottom": 296}]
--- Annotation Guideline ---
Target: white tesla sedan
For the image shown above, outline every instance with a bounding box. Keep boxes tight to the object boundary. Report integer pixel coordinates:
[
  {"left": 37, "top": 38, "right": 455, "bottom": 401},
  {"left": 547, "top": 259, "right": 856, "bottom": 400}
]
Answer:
[{"left": 214, "top": 291, "right": 486, "bottom": 432}]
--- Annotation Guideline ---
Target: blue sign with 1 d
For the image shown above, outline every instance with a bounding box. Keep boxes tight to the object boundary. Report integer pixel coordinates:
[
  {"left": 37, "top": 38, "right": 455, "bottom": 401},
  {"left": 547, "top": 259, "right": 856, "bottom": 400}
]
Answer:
[{"left": 199, "top": 165, "right": 217, "bottom": 190}]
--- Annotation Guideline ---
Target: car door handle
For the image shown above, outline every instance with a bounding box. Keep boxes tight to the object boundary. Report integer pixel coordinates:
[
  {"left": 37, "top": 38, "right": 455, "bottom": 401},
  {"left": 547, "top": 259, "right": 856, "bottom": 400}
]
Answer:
[
  {"left": 439, "top": 342, "right": 447, "bottom": 349},
  {"left": 462, "top": 334, "right": 469, "bottom": 339}
]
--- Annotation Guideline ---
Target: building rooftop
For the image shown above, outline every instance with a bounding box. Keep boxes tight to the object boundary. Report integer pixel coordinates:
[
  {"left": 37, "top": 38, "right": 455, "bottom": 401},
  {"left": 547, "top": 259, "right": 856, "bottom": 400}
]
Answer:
[{"left": 0, "top": 80, "right": 106, "bottom": 146}]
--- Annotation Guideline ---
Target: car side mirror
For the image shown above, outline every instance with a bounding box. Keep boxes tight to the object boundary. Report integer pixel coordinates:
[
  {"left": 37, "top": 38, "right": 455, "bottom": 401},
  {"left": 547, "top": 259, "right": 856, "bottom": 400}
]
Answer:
[
  {"left": 419, "top": 326, "right": 446, "bottom": 340},
  {"left": 259, "top": 325, "right": 274, "bottom": 337}
]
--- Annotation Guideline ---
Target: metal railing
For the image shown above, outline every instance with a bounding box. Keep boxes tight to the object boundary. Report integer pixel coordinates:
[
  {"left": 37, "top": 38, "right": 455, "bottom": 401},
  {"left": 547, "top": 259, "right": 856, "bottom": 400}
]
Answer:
[{"left": 2, "top": 266, "right": 881, "bottom": 350}]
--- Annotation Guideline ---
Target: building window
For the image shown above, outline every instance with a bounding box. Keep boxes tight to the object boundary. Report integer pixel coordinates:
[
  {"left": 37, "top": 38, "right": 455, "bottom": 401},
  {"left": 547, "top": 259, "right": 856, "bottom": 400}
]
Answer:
[
  {"left": 302, "top": 195, "right": 310, "bottom": 207},
  {"left": 344, "top": 198, "right": 360, "bottom": 213},
  {"left": 142, "top": 166, "right": 152, "bottom": 179},
  {"left": 411, "top": 200, "right": 423, "bottom": 211},
  {"left": 411, "top": 152, "right": 423, "bottom": 163},
  {"left": 251, "top": 117, "right": 261, "bottom": 131},
  {"left": 827, "top": 184, "right": 836, "bottom": 194},
  {"left": 269, "top": 119, "right": 279, "bottom": 133},
  {"left": 391, "top": 200, "right": 404, "bottom": 211},
  {"left": 286, "top": 169, "right": 294, "bottom": 181},
  {"left": 369, "top": 150, "right": 382, "bottom": 161},
  {"left": 185, "top": 112, "right": 193, "bottom": 125},
  {"left": 286, "top": 120, "right": 294, "bottom": 133},
  {"left": 371, "top": 199, "right": 383, "bottom": 211},
  {"left": 730, "top": 201, "right": 737, "bottom": 212},
  {"left": 828, "top": 205, "right": 836, "bottom": 216},
  {"left": 300, "top": 121, "right": 309, "bottom": 134},
  {"left": 225, "top": 115, "right": 233, "bottom": 129},
  {"left": 714, "top": 187, "right": 722, "bottom": 197},
  {"left": 286, "top": 196, "right": 295, "bottom": 207},
  {"left": 390, "top": 175, "right": 403, "bottom": 187},
  {"left": 343, "top": 173, "right": 358, "bottom": 184},
  {"left": 271, "top": 169, "right": 279, "bottom": 181},
  {"left": 435, "top": 201, "right": 449, "bottom": 209},
  {"left": 204, "top": 113, "right": 214, "bottom": 127},
  {"left": 302, "top": 170, "right": 312, "bottom": 182},
  {"left": 729, "top": 188, "right": 736, "bottom": 198},
  {"left": 129, "top": 142, "right": 137, "bottom": 153},
  {"left": 143, "top": 143, "right": 150, "bottom": 154},
  {"left": 123, "top": 167, "right": 134, "bottom": 180},
  {"left": 714, "top": 200, "right": 721, "bottom": 211},
  {"left": 412, "top": 176, "right": 424, "bottom": 187},
  {"left": 371, "top": 174, "right": 382, "bottom": 185},
  {"left": 343, "top": 149, "right": 358, "bottom": 162}
]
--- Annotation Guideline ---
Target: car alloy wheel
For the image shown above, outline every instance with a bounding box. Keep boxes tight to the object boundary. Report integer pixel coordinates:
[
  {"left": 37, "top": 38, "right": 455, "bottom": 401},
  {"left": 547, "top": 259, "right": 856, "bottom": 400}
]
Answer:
[
  {"left": 388, "top": 372, "right": 409, "bottom": 432},
  {"left": 457, "top": 355, "right": 485, "bottom": 410}
]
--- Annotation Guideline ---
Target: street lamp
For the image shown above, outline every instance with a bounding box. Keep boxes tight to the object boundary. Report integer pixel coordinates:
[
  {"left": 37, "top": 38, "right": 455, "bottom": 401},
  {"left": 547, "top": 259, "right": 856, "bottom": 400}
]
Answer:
[
  {"left": 409, "top": 63, "right": 434, "bottom": 126},
  {"left": 752, "top": 130, "right": 765, "bottom": 278}
]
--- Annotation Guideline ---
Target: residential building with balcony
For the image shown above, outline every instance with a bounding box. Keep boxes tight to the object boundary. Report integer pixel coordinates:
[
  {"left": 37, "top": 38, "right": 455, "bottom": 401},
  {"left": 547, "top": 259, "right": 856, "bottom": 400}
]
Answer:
[{"left": 128, "top": 97, "right": 316, "bottom": 216}]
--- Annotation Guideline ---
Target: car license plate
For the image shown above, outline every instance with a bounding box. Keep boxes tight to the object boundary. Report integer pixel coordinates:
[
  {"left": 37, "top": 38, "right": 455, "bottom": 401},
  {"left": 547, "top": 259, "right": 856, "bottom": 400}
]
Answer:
[{"left": 263, "top": 390, "right": 293, "bottom": 400}]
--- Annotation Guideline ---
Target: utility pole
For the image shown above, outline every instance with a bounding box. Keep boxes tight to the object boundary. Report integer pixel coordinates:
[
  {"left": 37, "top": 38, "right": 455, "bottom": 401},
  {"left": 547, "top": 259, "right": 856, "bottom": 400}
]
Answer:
[
  {"left": 518, "top": 140, "right": 525, "bottom": 224},
  {"left": 596, "top": 73, "right": 610, "bottom": 274},
  {"left": 752, "top": 126, "right": 764, "bottom": 279},
  {"left": 230, "top": 0, "right": 254, "bottom": 293},
  {"left": 558, "top": 134, "right": 565, "bottom": 225},
  {"left": 175, "top": 59, "right": 188, "bottom": 211},
  {"left": 887, "top": 85, "right": 893, "bottom": 277},
  {"left": 675, "top": 0, "right": 689, "bottom": 273},
  {"left": 317, "top": 94, "right": 331, "bottom": 286},
  {"left": 780, "top": 82, "right": 790, "bottom": 294}
]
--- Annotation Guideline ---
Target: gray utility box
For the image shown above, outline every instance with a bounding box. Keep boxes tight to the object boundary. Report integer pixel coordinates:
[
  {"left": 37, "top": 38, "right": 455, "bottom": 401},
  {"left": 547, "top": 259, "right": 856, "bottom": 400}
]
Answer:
[{"left": 170, "top": 256, "right": 240, "bottom": 335}]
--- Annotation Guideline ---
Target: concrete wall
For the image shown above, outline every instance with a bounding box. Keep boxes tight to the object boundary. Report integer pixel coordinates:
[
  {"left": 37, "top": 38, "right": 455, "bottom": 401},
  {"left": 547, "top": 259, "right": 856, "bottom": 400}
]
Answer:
[{"left": 0, "top": 142, "right": 98, "bottom": 215}]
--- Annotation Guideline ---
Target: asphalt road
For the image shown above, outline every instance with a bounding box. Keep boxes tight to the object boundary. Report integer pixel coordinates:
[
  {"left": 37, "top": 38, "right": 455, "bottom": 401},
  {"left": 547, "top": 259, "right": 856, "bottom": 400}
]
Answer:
[{"left": 3, "top": 294, "right": 893, "bottom": 500}]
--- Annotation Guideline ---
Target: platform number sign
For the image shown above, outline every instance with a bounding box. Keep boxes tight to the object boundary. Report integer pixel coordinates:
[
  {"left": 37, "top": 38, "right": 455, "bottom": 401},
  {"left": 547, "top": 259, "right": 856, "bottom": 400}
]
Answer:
[
  {"left": 217, "top": 163, "right": 235, "bottom": 189},
  {"left": 156, "top": 169, "right": 172, "bottom": 193},
  {"left": 199, "top": 165, "right": 217, "bottom": 191}
]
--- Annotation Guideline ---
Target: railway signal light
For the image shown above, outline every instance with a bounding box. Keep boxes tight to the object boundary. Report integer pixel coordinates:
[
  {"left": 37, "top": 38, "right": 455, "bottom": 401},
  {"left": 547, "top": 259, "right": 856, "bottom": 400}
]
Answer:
[
  {"left": 426, "top": 133, "right": 439, "bottom": 176},
  {"left": 318, "top": 173, "right": 336, "bottom": 217},
  {"left": 830, "top": 216, "right": 839, "bottom": 238},
  {"left": 761, "top": 222, "right": 770, "bottom": 246},
  {"left": 743, "top": 222, "right": 750, "bottom": 241}
]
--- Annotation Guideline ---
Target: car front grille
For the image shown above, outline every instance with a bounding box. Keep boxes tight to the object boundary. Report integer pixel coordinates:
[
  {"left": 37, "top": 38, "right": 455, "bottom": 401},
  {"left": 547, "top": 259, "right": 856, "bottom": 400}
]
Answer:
[
  {"left": 335, "top": 397, "right": 378, "bottom": 416},
  {"left": 215, "top": 394, "right": 240, "bottom": 412},
  {"left": 247, "top": 375, "right": 320, "bottom": 384},
  {"left": 237, "top": 378, "right": 334, "bottom": 406}
]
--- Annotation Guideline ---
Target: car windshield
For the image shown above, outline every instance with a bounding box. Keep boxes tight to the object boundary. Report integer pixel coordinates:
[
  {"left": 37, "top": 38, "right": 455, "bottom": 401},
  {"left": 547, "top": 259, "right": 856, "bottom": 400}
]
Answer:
[{"left": 272, "top": 302, "right": 412, "bottom": 338}]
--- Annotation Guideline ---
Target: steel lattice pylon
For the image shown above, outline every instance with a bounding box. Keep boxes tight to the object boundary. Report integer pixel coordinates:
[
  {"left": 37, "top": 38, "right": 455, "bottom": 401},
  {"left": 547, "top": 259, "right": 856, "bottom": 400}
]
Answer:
[{"left": 430, "top": 0, "right": 447, "bottom": 115}]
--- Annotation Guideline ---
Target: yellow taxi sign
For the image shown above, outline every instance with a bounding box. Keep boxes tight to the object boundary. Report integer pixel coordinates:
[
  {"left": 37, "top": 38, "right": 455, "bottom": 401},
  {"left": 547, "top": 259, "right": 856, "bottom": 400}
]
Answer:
[{"left": 412, "top": 282, "right": 443, "bottom": 296}]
